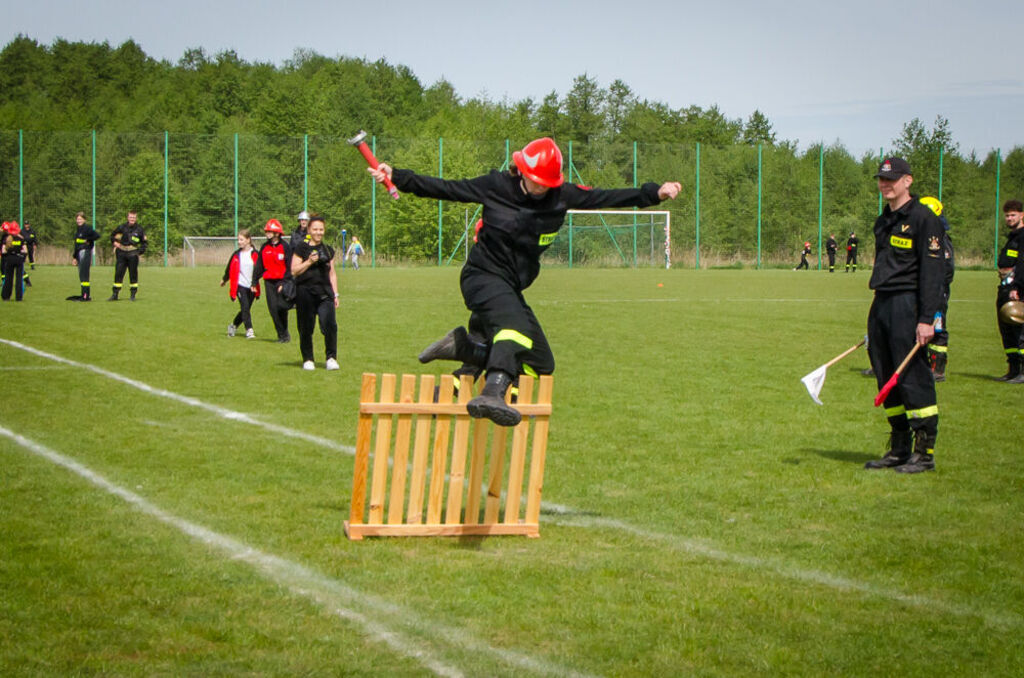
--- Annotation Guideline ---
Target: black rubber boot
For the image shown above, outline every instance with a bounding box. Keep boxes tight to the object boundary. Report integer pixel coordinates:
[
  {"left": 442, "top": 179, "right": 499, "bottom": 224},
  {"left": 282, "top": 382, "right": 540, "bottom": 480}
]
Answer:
[
  {"left": 895, "top": 432, "right": 936, "bottom": 473},
  {"left": 864, "top": 430, "right": 912, "bottom": 469},
  {"left": 107, "top": 287, "right": 120, "bottom": 301},
  {"left": 418, "top": 326, "right": 487, "bottom": 365},
  {"left": 930, "top": 351, "right": 947, "bottom": 382},
  {"left": 996, "top": 355, "right": 1021, "bottom": 381},
  {"left": 466, "top": 370, "right": 521, "bottom": 427}
]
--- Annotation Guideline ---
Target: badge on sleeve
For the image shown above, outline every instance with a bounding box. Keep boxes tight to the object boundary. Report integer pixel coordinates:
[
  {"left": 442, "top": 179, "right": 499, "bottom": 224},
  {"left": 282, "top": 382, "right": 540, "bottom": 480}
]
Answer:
[{"left": 928, "top": 236, "right": 940, "bottom": 252}]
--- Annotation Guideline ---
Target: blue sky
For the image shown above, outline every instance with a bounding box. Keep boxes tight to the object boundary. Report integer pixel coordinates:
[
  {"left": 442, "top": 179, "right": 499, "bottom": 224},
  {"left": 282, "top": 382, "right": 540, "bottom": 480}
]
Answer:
[{"left": 5, "top": 0, "right": 1022, "bottom": 156}]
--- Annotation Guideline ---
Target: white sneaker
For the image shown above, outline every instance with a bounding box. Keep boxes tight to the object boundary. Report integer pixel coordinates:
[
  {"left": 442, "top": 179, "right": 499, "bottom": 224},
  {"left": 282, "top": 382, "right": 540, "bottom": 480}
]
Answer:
[
  {"left": 245, "top": 328, "right": 255, "bottom": 339},
  {"left": 227, "top": 324, "right": 236, "bottom": 337},
  {"left": 302, "top": 360, "right": 315, "bottom": 371},
  {"left": 325, "top": 357, "right": 340, "bottom": 371}
]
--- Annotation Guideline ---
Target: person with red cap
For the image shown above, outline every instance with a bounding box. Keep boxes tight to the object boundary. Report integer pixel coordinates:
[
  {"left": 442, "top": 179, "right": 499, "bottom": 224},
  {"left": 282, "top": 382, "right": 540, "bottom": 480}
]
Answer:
[
  {"left": 254, "top": 218, "right": 293, "bottom": 343},
  {"left": 369, "top": 137, "right": 681, "bottom": 426},
  {"left": 1, "top": 222, "right": 29, "bottom": 301}
]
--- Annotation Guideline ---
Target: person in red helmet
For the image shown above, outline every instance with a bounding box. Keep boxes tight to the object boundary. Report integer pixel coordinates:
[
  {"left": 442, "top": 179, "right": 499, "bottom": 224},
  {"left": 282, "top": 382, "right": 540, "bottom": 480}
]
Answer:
[
  {"left": 1, "top": 221, "right": 29, "bottom": 301},
  {"left": 254, "top": 218, "right": 293, "bottom": 343},
  {"left": 369, "top": 137, "right": 681, "bottom": 426}
]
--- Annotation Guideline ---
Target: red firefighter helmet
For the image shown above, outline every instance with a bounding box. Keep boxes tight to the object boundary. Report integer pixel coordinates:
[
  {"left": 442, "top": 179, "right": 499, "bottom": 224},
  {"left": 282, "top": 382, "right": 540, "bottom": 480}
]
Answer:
[
  {"left": 4, "top": 221, "right": 20, "bottom": 234},
  {"left": 512, "top": 137, "right": 564, "bottom": 188},
  {"left": 264, "top": 218, "right": 284, "bottom": 234}
]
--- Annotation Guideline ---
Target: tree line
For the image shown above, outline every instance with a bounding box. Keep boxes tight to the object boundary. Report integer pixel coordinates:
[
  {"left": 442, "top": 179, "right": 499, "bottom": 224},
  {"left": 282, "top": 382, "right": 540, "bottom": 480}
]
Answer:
[{"left": 1, "top": 36, "right": 1022, "bottom": 265}]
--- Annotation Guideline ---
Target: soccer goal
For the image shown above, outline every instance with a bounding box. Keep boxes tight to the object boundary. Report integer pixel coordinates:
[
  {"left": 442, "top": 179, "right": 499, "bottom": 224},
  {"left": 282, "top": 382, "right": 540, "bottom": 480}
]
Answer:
[
  {"left": 545, "top": 210, "right": 671, "bottom": 269},
  {"left": 182, "top": 236, "right": 238, "bottom": 267}
]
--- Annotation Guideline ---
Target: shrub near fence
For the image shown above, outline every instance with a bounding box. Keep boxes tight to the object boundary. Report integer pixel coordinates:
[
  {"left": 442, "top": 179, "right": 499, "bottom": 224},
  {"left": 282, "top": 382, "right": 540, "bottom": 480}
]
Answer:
[{"left": 2, "top": 130, "right": 1018, "bottom": 268}]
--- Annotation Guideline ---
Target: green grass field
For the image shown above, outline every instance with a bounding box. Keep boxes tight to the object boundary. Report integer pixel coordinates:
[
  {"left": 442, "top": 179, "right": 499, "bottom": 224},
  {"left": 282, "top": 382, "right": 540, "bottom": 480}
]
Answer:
[{"left": 2, "top": 264, "right": 1022, "bottom": 677}]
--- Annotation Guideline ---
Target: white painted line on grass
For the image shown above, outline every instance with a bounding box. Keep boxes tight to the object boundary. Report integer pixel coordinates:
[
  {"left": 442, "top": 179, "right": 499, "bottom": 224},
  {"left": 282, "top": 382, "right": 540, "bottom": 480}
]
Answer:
[
  {"left": 1, "top": 426, "right": 596, "bottom": 678},
  {"left": 0, "top": 338, "right": 355, "bottom": 455},
  {"left": 0, "top": 365, "right": 71, "bottom": 371},
  {"left": 5, "top": 337, "right": 1019, "bottom": 630}
]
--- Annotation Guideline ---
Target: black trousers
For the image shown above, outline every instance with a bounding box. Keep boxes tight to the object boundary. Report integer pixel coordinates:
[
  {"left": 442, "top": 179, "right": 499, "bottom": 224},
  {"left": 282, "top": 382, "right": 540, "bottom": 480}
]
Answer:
[
  {"left": 997, "top": 286, "right": 1023, "bottom": 359},
  {"left": 827, "top": 251, "right": 836, "bottom": 270},
  {"left": 295, "top": 286, "right": 337, "bottom": 362},
  {"left": 846, "top": 250, "right": 857, "bottom": 269},
  {"left": 796, "top": 254, "right": 808, "bottom": 269},
  {"left": 263, "top": 278, "right": 291, "bottom": 339},
  {"left": 113, "top": 250, "right": 140, "bottom": 291},
  {"left": 1, "top": 256, "right": 25, "bottom": 300},
  {"left": 77, "top": 249, "right": 93, "bottom": 297},
  {"left": 460, "top": 266, "right": 554, "bottom": 378},
  {"left": 868, "top": 291, "right": 938, "bottom": 436},
  {"left": 232, "top": 288, "right": 255, "bottom": 330}
]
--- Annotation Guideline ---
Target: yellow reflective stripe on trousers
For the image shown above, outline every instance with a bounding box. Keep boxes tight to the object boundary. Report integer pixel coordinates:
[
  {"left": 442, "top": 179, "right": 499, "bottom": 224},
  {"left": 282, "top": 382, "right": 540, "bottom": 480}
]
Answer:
[
  {"left": 1006, "top": 348, "right": 1019, "bottom": 355},
  {"left": 493, "top": 329, "right": 533, "bottom": 350},
  {"left": 927, "top": 344, "right": 948, "bottom": 353},
  {"left": 907, "top": 405, "right": 938, "bottom": 419},
  {"left": 522, "top": 364, "right": 539, "bottom": 379},
  {"left": 884, "top": 405, "right": 906, "bottom": 418}
]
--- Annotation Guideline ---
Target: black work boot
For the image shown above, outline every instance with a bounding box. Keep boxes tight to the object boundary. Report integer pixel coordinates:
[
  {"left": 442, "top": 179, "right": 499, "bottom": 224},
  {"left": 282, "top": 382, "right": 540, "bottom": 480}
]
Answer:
[
  {"left": 895, "top": 432, "right": 936, "bottom": 473},
  {"left": 466, "top": 370, "right": 521, "bottom": 427},
  {"left": 996, "top": 355, "right": 1021, "bottom": 381},
  {"left": 418, "top": 326, "right": 487, "bottom": 366},
  {"left": 107, "top": 288, "right": 120, "bottom": 301},
  {"left": 864, "top": 430, "right": 912, "bottom": 469},
  {"left": 930, "top": 351, "right": 947, "bottom": 382}
]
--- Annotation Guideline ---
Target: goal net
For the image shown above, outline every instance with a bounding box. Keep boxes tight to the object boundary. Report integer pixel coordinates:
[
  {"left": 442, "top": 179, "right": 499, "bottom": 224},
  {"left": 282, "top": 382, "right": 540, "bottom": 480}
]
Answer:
[
  {"left": 182, "top": 236, "right": 238, "bottom": 267},
  {"left": 542, "top": 210, "right": 671, "bottom": 268}
]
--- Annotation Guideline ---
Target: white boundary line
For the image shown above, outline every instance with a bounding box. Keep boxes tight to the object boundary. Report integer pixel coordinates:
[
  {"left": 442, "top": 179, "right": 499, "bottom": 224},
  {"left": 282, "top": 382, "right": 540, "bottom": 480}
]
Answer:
[
  {"left": 2, "top": 337, "right": 1020, "bottom": 630},
  {"left": 0, "top": 425, "right": 594, "bottom": 678}
]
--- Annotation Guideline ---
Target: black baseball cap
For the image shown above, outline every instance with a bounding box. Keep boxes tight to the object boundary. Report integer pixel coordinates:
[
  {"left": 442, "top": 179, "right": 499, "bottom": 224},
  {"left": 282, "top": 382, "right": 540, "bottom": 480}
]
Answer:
[{"left": 874, "top": 157, "right": 912, "bottom": 179}]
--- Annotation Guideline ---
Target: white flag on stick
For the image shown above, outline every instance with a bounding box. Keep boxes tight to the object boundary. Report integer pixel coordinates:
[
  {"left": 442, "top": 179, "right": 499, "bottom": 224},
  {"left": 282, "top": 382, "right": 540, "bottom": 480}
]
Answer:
[
  {"left": 800, "top": 338, "right": 866, "bottom": 405},
  {"left": 801, "top": 366, "right": 827, "bottom": 405}
]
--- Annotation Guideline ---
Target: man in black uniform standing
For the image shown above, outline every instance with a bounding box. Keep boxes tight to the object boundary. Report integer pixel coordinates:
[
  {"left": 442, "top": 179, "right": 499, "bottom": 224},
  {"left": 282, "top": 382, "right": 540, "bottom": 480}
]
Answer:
[
  {"left": 826, "top": 233, "right": 838, "bottom": 273},
  {"left": 108, "top": 210, "right": 148, "bottom": 301},
  {"left": 995, "top": 199, "right": 1024, "bottom": 382},
  {"left": 863, "top": 158, "right": 945, "bottom": 473},
  {"left": 845, "top": 231, "right": 859, "bottom": 272},
  {"left": 369, "top": 137, "right": 681, "bottom": 426}
]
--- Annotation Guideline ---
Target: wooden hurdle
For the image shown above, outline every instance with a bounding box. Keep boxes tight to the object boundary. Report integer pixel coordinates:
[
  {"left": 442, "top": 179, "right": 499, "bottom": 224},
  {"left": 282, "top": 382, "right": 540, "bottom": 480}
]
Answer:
[{"left": 344, "top": 372, "right": 553, "bottom": 540}]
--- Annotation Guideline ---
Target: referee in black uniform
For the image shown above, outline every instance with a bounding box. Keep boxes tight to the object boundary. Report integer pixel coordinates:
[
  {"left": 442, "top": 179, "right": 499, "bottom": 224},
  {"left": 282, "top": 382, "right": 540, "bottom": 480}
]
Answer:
[{"left": 863, "top": 158, "right": 945, "bottom": 473}]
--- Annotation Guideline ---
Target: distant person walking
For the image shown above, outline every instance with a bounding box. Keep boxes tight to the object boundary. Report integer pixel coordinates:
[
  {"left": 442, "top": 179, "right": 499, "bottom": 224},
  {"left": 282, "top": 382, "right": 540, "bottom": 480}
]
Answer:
[
  {"left": 254, "top": 219, "right": 293, "bottom": 343},
  {"left": 345, "top": 236, "right": 364, "bottom": 270},
  {"left": 845, "top": 231, "right": 859, "bottom": 272},
  {"left": 290, "top": 215, "right": 340, "bottom": 371},
  {"left": 794, "top": 240, "right": 811, "bottom": 270},
  {"left": 221, "top": 229, "right": 260, "bottom": 339},
  {"left": 826, "top": 233, "right": 838, "bottom": 272}
]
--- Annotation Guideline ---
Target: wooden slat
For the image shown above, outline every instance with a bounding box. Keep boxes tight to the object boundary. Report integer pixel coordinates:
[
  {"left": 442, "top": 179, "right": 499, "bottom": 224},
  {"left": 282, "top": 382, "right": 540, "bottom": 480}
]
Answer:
[
  {"left": 464, "top": 417, "right": 490, "bottom": 525},
  {"left": 347, "top": 373, "right": 377, "bottom": 528},
  {"left": 367, "top": 373, "right": 396, "bottom": 525},
  {"left": 426, "top": 375, "right": 454, "bottom": 524},
  {"left": 502, "top": 376, "right": 534, "bottom": 524},
  {"left": 444, "top": 374, "right": 474, "bottom": 524},
  {"left": 344, "top": 521, "right": 539, "bottom": 539},
  {"left": 525, "top": 375, "right": 554, "bottom": 525},
  {"left": 483, "top": 418, "right": 510, "bottom": 524},
  {"left": 386, "top": 374, "right": 417, "bottom": 525},
  {"left": 406, "top": 375, "right": 435, "bottom": 524},
  {"left": 360, "top": 402, "right": 551, "bottom": 417}
]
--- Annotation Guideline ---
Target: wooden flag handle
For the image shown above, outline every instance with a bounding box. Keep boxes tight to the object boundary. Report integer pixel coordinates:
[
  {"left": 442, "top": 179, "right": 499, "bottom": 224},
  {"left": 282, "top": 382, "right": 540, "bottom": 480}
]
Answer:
[
  {"left": 823, "top": 338, "right": 866, "bottom": 369},
  {"left": 873, "top": 342, "right": 923, "bottom": 407}
]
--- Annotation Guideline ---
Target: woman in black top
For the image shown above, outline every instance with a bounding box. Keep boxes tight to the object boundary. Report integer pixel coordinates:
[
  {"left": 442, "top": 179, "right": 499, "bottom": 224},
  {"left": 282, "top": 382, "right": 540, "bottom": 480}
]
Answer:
[
  {"left": 290, "top": 215, "right": 339, "bottom": 371},
  {"left": 70, "top": 211, "right": 101, "bottom": 301}
]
